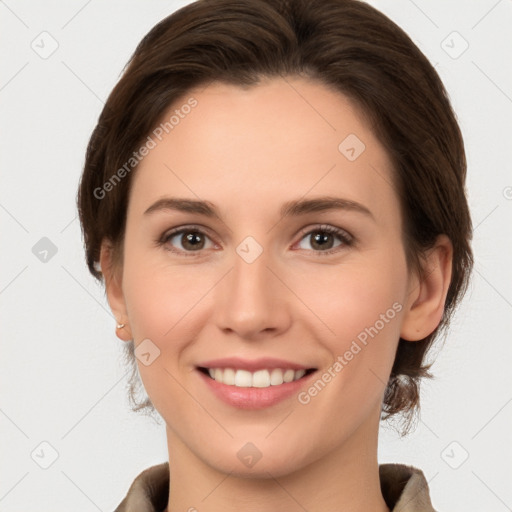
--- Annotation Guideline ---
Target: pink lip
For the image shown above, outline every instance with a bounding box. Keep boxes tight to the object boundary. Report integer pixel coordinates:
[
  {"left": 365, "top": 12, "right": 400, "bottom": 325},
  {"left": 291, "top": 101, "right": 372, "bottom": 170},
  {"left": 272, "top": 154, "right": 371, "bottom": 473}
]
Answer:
[
  {"left": 196, "top": 356, "right": 314, "bottom": 372},
  {"left": 197, "top": 368, "right": 317, "bottom": 409}
]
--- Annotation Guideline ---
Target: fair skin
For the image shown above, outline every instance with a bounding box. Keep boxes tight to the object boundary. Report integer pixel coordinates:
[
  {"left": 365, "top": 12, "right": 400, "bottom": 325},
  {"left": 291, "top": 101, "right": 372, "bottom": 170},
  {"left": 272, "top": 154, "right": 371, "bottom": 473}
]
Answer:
[{"left": 100, "top": 76, "right": 452, "bottom": 512}]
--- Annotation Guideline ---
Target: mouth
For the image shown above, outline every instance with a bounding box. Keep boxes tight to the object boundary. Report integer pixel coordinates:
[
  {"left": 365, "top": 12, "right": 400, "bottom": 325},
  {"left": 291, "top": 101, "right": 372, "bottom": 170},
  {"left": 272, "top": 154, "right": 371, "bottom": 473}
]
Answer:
[
  {"left": 194, "top": 357, "right": 319, "bottom": 409},
  {"left": 197, "top": 366, "right": 317, "bottom": 388}
]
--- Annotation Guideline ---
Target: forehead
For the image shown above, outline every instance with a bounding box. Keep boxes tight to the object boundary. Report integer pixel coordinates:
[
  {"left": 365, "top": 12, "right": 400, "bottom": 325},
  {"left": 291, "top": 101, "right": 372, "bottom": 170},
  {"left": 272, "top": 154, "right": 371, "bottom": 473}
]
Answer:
[{"left": 129, "top": 77, "right": 399, "bottom": 224}]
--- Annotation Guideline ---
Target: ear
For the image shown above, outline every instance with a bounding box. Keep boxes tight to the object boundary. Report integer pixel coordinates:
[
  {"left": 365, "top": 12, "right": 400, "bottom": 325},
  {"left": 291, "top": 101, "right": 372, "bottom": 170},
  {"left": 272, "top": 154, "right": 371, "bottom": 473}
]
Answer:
[
  {"left": 400, "top": 235, "right": 453, "bottom": 341},
  {"left": 99, "top": 239, "right": 133, "bottom": 342}
]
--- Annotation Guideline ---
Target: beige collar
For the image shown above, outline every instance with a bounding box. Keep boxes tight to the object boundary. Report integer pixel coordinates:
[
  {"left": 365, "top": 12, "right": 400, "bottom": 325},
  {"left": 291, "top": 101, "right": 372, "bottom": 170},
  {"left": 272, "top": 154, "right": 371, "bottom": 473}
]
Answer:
[{"left": 114, "top": 462, "right": 436, "bottom": 512}]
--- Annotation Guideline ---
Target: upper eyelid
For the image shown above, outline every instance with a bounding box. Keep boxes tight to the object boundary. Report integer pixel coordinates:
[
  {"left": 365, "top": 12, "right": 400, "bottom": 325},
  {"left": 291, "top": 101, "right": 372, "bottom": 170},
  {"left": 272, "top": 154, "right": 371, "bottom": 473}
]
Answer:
[
  {"left": 296, "top": 224, "right": 353, "bottom": 241},
  {"left": 162, "top": 224, "right": 219, "bottom": 243}
]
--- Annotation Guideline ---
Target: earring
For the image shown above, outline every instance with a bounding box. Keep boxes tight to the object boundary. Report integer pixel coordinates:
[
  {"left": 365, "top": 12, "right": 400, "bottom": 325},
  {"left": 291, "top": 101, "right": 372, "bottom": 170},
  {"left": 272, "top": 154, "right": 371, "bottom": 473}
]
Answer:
[{"left": 116, "top": 322, "right": 126, "bottom": 329}]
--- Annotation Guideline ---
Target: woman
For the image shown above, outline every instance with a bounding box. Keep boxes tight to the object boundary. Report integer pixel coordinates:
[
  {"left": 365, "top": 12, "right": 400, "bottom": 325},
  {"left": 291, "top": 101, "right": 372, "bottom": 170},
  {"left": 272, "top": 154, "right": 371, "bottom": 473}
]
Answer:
[{"left": 77, "top": 0, "right": 473, "bottom": 510}]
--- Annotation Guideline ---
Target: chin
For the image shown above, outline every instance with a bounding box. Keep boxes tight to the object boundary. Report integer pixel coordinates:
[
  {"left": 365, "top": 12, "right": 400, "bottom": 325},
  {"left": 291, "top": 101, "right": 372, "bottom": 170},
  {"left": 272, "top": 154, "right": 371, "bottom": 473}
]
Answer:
[{"left": 199, "top": 440, "right": 313, "bottom": 480}]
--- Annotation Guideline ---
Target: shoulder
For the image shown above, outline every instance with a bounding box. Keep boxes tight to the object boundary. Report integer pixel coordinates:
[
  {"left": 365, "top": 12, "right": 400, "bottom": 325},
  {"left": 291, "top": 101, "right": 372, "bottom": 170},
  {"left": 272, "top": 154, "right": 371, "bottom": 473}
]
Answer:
[
  {"left": 114, "top": 462, "right": 169, "bottom": 512},
  {"left": 379, "top": 463, "right": 437, "bottom": 511}
]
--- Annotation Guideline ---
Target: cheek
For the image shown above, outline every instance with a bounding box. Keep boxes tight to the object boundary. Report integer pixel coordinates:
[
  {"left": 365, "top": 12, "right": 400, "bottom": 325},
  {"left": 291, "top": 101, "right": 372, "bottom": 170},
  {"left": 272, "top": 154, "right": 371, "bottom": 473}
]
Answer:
[
  {"left": 292, "top": 250, "right": 407, "bottom": 411},
  {"left": 294, "top": 253, "right": 406, "bottom": 342},
  {"left": 121, "top": 240, "right": 210, "bottom": 339},
  {"left": 123, "top": 270, "right": 173, "bottom": 342},
  {"left": 120, "top": 258, "right": 210, "bottom": 413},
  {"left": 291, "top": 262, "right": 406, "bottom": 435}
]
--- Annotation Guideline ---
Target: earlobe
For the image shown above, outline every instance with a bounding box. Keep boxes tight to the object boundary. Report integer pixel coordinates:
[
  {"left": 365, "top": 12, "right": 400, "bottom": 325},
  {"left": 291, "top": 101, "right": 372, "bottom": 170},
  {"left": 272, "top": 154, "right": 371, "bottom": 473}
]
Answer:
[
  {"left": 400, "top": 235, "right": 453, "bottom": 342},
  {"left": 99, "top": 239, "right": 132, "bottom": 342}
]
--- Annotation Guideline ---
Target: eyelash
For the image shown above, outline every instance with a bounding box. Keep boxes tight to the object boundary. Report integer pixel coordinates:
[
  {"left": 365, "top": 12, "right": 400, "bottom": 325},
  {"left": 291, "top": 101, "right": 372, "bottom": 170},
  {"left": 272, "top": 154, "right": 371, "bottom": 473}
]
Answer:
[{"left": 156, "top": 224, "right": 355, "bottom": 258}]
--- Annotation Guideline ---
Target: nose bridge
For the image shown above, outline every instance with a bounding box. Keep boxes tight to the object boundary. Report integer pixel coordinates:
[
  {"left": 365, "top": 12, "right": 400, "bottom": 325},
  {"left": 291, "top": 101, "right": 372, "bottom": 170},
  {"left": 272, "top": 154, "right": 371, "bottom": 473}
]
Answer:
[{"left": 214, "top": 241, "right": 288, "bottom": 337}]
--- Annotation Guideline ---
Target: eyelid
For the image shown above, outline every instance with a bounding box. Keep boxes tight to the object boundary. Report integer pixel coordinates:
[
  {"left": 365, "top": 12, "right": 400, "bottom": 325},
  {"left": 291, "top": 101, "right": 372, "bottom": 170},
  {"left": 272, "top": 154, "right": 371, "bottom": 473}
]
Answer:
[
  {"left": 157, "top": 224, "right": 220, "bottom": 256},
  {"left": 291, "top": 223, "right": 354, "bottom": 256},
  {"left": 158, "top": 223, "right": 355, "bottom": 256},
  {"left": 294, "top": 223, "right": 354, "bottom": 245}
]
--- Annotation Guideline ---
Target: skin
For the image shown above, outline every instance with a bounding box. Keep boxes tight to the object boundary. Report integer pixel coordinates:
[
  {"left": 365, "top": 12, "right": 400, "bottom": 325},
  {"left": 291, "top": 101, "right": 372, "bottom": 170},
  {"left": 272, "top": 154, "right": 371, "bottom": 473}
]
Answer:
[{"left": 100, "top": 76, "right": 452, "bottom": 512}]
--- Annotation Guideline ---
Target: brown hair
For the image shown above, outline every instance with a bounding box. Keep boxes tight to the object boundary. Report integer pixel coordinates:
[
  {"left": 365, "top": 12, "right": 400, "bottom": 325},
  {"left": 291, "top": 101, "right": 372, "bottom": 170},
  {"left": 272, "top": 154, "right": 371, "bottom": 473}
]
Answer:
[{"left": 77, "top": 0, "right": 473, "bottom": 434}]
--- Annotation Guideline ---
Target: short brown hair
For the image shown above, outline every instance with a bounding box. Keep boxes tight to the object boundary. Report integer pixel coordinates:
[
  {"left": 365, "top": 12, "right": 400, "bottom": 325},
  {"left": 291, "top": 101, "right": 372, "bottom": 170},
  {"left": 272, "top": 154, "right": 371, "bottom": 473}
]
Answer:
[{"left": 77, "top": 0, "right": 473, "bottom": 434}]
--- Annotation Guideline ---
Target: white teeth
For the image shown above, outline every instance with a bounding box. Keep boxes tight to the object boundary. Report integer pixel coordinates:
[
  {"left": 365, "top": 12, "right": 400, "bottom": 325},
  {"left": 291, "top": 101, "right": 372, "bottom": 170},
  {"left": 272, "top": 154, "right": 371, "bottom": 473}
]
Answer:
[
  {"left": 204, "top": 367, "right": 309, "bottom": 388},
  {"left": 252, "top": 370, "right": 270, "bottom": 388},
  {"left": 294, "top": 369, "right": 306, "bottom": 380},
  {"left": 223, "top": 367, "right": 236, "bottom": 385},
  {"left": 270, "top": 368, "right": 284, "bottom": 385},
  {"left": 234, "top": 369, "right": 252, "bottom": 387},
  {"left": 283, "top": 369, "right": 295, "bottom": 383}
]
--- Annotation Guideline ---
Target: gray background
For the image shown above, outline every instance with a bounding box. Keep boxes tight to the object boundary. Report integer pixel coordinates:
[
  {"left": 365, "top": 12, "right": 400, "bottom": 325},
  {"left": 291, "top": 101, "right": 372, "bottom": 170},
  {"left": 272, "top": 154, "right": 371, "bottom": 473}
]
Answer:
[{"left": 1, "top": 0, "right": 511, "bottom": 510}]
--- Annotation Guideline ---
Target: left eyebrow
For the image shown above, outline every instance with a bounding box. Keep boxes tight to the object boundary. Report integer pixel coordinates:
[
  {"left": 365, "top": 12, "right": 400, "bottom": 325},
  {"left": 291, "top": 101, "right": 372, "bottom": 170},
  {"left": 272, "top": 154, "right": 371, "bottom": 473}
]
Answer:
[{"left": 280, "top": 196, "right": 375, "bottom": 221}]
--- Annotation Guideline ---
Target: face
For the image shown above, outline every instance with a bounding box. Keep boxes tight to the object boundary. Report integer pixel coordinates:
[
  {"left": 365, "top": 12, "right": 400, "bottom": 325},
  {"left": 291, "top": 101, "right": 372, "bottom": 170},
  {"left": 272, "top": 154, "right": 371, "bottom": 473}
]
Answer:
[{"left": 107, "top": 76, "right": 419, "bottom": 477}]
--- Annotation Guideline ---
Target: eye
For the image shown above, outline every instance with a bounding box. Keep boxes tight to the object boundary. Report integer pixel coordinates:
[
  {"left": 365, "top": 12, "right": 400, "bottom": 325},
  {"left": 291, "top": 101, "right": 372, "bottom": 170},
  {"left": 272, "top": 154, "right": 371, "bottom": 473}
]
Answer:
[
  {"left": 295, "top": 224, "right": 353, "bottom": 255},
  {"left": 157, "top": 226, "right": 216, "bottom": 256},
  {"left": 157, "top": 224, "right": 354, "bottom": 257}
]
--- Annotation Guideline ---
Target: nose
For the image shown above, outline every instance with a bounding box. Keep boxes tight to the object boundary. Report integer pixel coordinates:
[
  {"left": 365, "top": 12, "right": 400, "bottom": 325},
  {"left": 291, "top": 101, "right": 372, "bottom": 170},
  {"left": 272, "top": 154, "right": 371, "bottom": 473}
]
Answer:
[{"left": 213, "top": 246, "right": 292, "bottom": 340}]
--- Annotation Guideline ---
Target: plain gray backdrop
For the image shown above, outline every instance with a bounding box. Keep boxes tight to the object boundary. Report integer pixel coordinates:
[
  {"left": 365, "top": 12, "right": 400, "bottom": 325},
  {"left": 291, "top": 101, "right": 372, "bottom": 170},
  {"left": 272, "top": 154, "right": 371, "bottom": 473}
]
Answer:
[{"left": 1, "top": 0, "right": 511, "bottom": 510}]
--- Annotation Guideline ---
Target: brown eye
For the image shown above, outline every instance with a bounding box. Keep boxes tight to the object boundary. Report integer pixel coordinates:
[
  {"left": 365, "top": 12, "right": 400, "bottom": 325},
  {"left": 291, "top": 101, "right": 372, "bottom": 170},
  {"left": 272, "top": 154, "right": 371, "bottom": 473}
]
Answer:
[
  {"left": 296, "top": 225, "right": 353, "bottom": 254},
  {"left": 177, "top": 231, "right": 206, "bottom": 251},
  {"left": 159, "top": 227, "right": 215, "bottom": 255},
  {"left": 308, "top": 231, "right": 337, "bottom": 250}
]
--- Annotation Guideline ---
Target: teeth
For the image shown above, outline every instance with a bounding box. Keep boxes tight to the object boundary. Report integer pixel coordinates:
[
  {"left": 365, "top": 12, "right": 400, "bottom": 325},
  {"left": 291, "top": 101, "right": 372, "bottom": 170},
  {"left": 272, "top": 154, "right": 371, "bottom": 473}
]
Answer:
[
  {"left": 250, "top": 370, "right": 267, "bottom": 388},
  {"left": 235, "top": 369, "right": 253, "bottom": 387},
  {"left": 205, "top": 367, "right": 308, "bottom": 388},
  {"left": 283, "top": 369, "right": 295, "bottom": 383},
  {"left": 223, "top": 368, "right": 236, "bottom": 385},
  {"left": 270, "top": 368, "right": 284, "bottom": 385},
  {"left": 295, "top": 369, "right": 307, "bottom": 380}
]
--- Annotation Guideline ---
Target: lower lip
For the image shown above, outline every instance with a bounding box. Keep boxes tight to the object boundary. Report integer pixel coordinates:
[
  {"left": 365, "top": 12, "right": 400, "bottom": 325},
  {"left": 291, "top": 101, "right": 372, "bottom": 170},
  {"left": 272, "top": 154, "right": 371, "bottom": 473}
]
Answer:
[{"left": 197, "top": 369, "right": 316, "bottom": 409}]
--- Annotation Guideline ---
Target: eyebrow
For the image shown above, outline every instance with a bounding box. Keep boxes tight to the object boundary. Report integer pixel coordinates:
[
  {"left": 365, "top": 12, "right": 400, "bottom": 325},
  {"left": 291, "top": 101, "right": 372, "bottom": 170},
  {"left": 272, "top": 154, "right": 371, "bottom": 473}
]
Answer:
[{"left": 143, "top": 196, "right": 374, "bottom": 220}]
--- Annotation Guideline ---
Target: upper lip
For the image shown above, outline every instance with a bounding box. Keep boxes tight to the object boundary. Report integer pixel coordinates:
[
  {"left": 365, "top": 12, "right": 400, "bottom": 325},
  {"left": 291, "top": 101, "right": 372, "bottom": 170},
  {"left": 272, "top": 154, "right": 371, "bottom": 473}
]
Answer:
[{"left": 196, "top": 357, "right": 316, "bottom": 372}]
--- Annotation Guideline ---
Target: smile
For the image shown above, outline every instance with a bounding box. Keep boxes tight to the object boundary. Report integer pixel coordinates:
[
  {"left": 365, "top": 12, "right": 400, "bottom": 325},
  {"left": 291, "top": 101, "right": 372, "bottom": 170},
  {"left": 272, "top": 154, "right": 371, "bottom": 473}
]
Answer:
[{"left": 198, "top": 367, "right": 316, "bottom": 388}]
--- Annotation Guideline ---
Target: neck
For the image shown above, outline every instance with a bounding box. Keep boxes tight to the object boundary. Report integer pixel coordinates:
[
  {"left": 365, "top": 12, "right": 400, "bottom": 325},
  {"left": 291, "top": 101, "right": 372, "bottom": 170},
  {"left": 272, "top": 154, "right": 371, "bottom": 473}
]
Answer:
[{"left": 165, "top": 408, "right": 389, "bottom": 512}]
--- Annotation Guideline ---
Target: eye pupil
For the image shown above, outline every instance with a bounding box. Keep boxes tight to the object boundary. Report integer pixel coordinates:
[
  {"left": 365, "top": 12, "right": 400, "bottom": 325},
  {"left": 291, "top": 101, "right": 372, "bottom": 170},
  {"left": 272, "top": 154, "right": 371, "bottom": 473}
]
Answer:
[
  {"left": 183, "top": 232, "right": 204, "bottom": 250},
  {"left": 311, "top": 231, "right": 334, "bottom": 250}
]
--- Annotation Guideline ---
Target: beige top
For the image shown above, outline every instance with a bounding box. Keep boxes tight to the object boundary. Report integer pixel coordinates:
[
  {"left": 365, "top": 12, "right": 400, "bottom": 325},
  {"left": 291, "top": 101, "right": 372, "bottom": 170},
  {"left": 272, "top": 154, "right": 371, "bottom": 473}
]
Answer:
[{"left": 114, "top": 462, "right": 437, "bottom": 511}]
